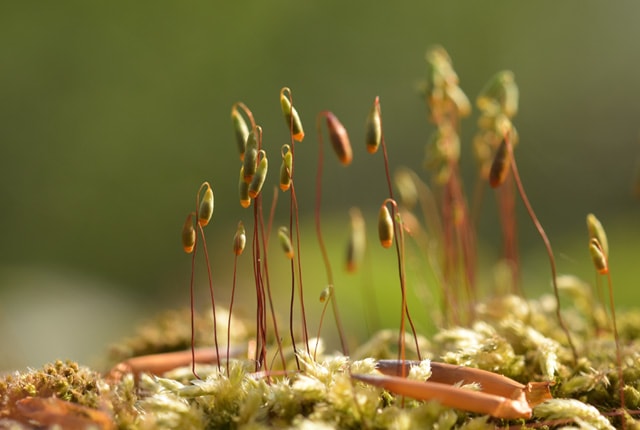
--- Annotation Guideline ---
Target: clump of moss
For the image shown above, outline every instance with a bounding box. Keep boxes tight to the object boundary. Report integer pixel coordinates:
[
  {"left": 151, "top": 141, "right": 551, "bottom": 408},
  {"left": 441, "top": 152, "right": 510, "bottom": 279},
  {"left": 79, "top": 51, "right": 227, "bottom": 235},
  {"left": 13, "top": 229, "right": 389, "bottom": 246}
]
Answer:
[
  {"left": 0, "top": 360, "right": 142, "bottom": 429},
  {"left": 112, "top": 289, "right": 636, "bottom": 428},
  {"left": 0, "top": 360, "right": 109, "bottom": 428},
  {"left": 1, "top": 288, "right": 639, "bottom": 429},
  {"left": 108, "top": 307, "right": 249, "bottom": 365},
  {"left": 0, "top": 360, "right": 102, "bottom": 413},
  {"left": 136, "top": 354, "right": 461, "bottom": 429}
]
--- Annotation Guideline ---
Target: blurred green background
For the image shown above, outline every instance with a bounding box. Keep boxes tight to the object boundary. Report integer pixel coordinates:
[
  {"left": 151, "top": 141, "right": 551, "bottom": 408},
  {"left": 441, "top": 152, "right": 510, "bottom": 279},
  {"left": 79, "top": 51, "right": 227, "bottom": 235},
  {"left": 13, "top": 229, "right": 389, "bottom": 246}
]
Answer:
[{"left": 1, "top": 2, "right": 639, "bottom": 369}]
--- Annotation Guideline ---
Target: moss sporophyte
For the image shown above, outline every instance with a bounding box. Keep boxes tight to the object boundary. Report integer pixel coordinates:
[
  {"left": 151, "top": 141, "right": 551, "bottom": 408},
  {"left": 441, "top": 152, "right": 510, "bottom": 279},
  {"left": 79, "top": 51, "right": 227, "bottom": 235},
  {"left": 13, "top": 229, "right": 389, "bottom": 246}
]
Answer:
[{"left": 2, "top": 46, "right": 639, "bottom": 429}]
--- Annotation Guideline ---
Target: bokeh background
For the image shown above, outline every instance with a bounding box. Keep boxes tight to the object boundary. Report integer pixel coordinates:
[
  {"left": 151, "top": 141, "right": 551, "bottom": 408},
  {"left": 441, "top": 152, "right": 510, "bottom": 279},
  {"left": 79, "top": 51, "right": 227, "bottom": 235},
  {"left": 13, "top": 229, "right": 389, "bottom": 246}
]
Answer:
[{"left": 2, "top": 2, "right": 639, "bottom": 369}]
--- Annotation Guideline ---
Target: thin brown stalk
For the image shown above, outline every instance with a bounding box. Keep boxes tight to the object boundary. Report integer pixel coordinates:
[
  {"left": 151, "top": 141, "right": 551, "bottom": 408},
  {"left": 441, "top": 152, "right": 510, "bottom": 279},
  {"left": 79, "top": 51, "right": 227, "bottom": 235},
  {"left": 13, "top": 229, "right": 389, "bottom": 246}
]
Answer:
[
  {"left": 315, "top": 112, "right": 348, "bottom": 356},
  {"left": 375, "top": 100, "right": 422, "bottom": 360},
  {"left": 290, "top": 183, "right": 309, "bottom": 355},
  {"left": 227, "top": 253, "right": 239, "bottom": 375},
  {"left": 314, "top": 287, "right": 332, "bottom": 360},
  {"left": 446, "top": 169, "right": 477, "bottom": 322},
  {"left": 497, "top": 172, "right": 521, "bottom": 294},
  {"left": 256, "top": 193, "right": 287, "bottom": 371},
  {"left": 251, "top": 206, "right": 267, "bottom": 372},
  {"left": 505, "top": 138, "right": 578, "bottom": 364},
  {"left": 601, "top": 256, "right": 625, "bottom": 415},
  {"left": 233, "top": 101, "right": 256, "bottom": 130},
  {"left": 197, "top": 223, "right": 221, "bottom": 372},
  {"left": 282, "top": 89, "right": 309, "bottom": 363},
  {"left": 188, "top": 227, "right": 200, "bottom": 379}
]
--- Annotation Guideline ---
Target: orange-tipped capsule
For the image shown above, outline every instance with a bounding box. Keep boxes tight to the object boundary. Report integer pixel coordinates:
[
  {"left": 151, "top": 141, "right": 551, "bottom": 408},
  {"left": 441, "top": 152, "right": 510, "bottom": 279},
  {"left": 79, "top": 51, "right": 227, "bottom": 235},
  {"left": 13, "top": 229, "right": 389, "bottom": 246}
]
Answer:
[
  {"left": 238, "top": 166, "right": 251, "bottom": 208},
  {"left": 589, "top": 238, "right": 609, "bottom": 275},
  {"left": 345, "top": 207, "right": 366, "bottom": 273},
  {"left": 279, "top": 144, "right": 293, "bottom": 191},
  {"left": 198, "top": 182, "right": 214, "bottom": 227},
  {"left": 365, "top": 97, "right": 382, "bottom": 154},
  {"left": 278, "top": 226, "right": 294, "bottom": 259},
  {"left": 319, "top": 286, "right": 333, "bottom": 303},
  {"left": 249, "top": 150, "right": 268, "bottom": 198},
  {"left": 233, "top": 221, "right": 246, "bottom": 256},
  {"left": 243, "top": 127, "right": 260, "bottom": 183},
  {"left": 489, "top": 138, "right": 511, "bottom": 188},
  {"left": 280, "top": 87, "right": 304, "bottom": 142},
  {"left": 378, "top": 204, "right": 394, "bottom": 249},
  {"left": 231, "top": 105, "right": 250, "bottom": 161},
  {"left": 325, "top": 112, "right": 353, "bottom": 166},
  {"left": 586, "top": 213, "right": 609, "bottom": 258},
  {"left": 182, "top": 213, "right": 196, "bottom": 253}
]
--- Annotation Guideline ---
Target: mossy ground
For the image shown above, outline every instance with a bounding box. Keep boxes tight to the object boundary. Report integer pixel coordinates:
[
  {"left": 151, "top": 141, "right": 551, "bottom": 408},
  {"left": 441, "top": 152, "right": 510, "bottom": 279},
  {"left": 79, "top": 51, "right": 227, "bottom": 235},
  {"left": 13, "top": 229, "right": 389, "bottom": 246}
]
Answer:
[{"left": 2, "top": 286, "right": 639, "bottom": 429}]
